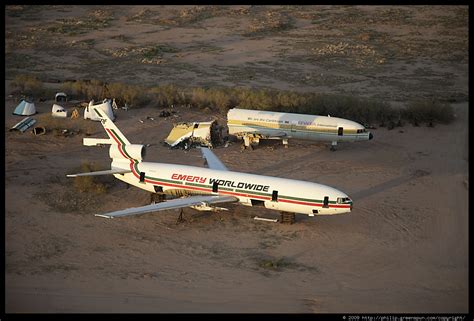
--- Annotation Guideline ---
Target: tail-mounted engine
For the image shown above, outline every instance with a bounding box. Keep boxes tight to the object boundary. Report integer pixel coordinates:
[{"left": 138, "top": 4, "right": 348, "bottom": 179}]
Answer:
[{"left": 109, "top": 144, "right": 146, "bottom": 161}]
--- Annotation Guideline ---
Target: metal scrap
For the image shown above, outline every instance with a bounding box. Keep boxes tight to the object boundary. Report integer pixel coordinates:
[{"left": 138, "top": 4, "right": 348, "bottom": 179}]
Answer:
[{"left": 10, "top": 117, "right": 36, "bottom": 133}]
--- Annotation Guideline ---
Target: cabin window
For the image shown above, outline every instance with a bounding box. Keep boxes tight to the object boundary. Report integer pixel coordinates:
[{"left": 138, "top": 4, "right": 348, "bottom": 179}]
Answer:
[
  {"left": 139, "top": 172, "right": 146, "bottom": 183},
  {"left": 272, "top": 190, "right": 278, "bottom": 202},
  {"left": 338, "top": 127, "right": 343, "bottom": 136},
  {"left": 323, "top": 196, "right": 329, "bottom": 208},
  {"left": 284, "top": 121, "right": 289, "bottom": 124},
  {"left": 212, "top": 182, "right": 218, "bottom": 193},
  {"left": 337, "top": 197, "right": 351, "bottom": 204}
]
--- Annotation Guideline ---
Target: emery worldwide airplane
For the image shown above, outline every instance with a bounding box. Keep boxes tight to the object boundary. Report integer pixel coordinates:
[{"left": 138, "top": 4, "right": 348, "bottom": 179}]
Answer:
[
  {"left": 227, "top": 108, "right": 373, "bottom": 150},
  {"left": 67, "top": 108, "right": 353, "bottom": 220}
]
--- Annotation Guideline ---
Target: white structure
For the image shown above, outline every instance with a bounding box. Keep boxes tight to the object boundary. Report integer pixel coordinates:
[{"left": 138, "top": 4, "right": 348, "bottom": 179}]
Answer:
[
  {"left": 67, "top": 107, "right": 353, "bottom": 221},
  {"left": 164, "top": 121, "right": 219, "bottom": 148},
  {"left": 84, "top": 99, "right": 115, "bottom": 121},
  {"left": 55, "top": 92, "right": 67, "bottom": 103},
  {"left": 52, "top": 104, "right": 68, "bottom": 118},
  {"left": 227, "top": 108, "right": 373, "bottom": 150},
  {"left": 13, "top": 100, "right": 36, "bottom": 116}
]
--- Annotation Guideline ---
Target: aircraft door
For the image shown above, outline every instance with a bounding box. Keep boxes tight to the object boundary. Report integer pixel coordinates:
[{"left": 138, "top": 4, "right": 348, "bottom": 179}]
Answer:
[
  {"left": 291, "top": 120, "right": 298, "bottom": 132},
  {"left": 323, "top": 196, "right": 329, "bottom": 208},
  {"left": 338, "top": 127, "right": 343, "bottom": 136},
  {"left": 272, "top": 190, "right": 278, "bottom": 202}
]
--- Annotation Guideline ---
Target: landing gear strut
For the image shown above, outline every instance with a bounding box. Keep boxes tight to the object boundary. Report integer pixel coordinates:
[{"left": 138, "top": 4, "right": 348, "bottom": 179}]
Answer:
[
  {"left": 330, "top": 141, "right": 337, "bottom": 151},
  {"left": 280, "top": 212, "right": 296, "bottom": 224},
  {"left": 176, "top": 209, "right": 185, "bottom": 224},
  {"left": 150, "top": 193, "right": 166, "bottom": 204}
]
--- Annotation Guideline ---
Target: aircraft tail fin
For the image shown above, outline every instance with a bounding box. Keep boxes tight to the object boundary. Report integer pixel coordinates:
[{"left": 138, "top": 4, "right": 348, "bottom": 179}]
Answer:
[
  {"left": 84, "top": 108, "right": 145, "bottom": 164},
  {"left": 93, "top": 107, "right": 131, "bottom": 146}
]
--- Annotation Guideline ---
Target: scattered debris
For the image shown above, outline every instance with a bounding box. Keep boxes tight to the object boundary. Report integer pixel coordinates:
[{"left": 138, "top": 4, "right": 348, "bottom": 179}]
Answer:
[
  {"left": 13, "top": 99, "right": 36, "bottom": 116},
  {"left": 254, "top": 216, "right": 278, "bottom": 223},
  {"left": 52, "top": 104, "right": 68, "bottom": 118},
  {"left": 84, "top": 99, "right": 115, "bottom": 121},
  {"left": 164, "top": 120, "right": 224, "bottom": 149},
  {"left": 55, "top": 92, "right": 67, "bottom": 103},
  {"left": 10, "top": 117, "right": 36, "bottom": 132},
  {"left": 32, "top": 126, "right": 46, "bottom": 136},
  {"left": 70, "top": 109, "right": 80, "bottom": 119},
  {"left": 55, "top": 128, "right": 80, "bottom": 137},
  {"left": 159, "top": 110, "right": 171, "bottom": 117},
  {"left": 112, "top": 98, "right": 118, "bottom": 110},
  {"left": 146, "top": 116, "right": 155, "bottom": 121},
  {"left": 139, "top": 119, "right": 144, "bottom": 124}
]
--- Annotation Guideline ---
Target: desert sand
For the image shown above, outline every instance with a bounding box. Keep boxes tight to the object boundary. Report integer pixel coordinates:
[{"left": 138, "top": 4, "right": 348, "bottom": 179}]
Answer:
[{"left": 5, "top": 5, "right": 468, "bottom": 313}]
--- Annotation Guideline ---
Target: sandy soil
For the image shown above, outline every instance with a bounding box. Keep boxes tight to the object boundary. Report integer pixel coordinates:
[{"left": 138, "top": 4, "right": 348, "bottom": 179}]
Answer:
[{"left": 5, "top": 5, "right": 468, "bottom": 313}]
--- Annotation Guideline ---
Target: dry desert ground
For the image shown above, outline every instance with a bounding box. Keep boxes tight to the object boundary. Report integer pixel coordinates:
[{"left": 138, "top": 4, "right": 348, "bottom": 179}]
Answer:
[{"left": 5, "top": 5, "right": 468, "bottom": 313}]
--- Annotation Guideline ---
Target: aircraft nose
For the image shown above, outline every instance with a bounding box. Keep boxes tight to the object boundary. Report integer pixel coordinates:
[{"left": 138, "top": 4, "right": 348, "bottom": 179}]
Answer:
[{"left": 369, "top": 132, "right": 373, "bottom": 140}]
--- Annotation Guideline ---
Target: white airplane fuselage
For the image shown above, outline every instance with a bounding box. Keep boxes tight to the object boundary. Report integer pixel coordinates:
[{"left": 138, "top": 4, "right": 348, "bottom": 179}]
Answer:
[
  {"left": 227, "top": 108, "right": 373, "bottom": 144},
  {"left": 113, "top": 160, "right": 352, "bottom": 216}
]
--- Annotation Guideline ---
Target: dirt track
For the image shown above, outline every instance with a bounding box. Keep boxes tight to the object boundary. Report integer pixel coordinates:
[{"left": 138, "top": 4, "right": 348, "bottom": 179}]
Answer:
[{"left": 5, "top": 5, "right": 468, "bottom": 313}]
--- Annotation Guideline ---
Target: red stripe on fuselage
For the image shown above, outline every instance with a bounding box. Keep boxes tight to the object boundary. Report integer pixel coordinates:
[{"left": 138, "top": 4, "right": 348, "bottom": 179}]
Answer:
[{"left": 106, "top": 128, "right": 348, "bottom": 210}]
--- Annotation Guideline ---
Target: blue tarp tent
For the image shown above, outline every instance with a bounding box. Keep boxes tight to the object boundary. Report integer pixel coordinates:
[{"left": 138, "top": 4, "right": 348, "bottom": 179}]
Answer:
[{"left": 13, "top": 100, "right": 36, "bottom": 116}]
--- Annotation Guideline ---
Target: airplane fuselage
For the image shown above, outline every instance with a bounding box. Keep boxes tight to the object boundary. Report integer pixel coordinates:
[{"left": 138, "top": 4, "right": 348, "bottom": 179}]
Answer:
[
  {"left": 228, "top": 108, "right": 373, "bottom": 144},
  {"left": 113, "top": 161, "right": 353, "bottom": 216}
]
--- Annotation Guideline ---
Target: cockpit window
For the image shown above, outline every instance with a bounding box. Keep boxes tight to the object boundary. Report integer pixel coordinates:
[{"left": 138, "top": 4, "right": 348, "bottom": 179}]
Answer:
[
  {"left": 337, "top": 197, "right": 351, "bottom": 204},
  {"left": 357, "top": 129, "right": 367, "bottom": 133}
]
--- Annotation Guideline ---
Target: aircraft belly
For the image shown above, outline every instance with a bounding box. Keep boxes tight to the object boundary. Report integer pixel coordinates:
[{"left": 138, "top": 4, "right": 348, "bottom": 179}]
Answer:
[
  {"left": 114, "top": 173, "right": 156, "bottom": 193},
  {"left": 265, "top": 200, "right": 313, "bottom": 215}
]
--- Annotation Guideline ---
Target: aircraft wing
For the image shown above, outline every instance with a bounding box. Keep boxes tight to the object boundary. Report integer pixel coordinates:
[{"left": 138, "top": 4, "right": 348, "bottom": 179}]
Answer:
[
  {"left": 95, "top": 195, "right": 238, "bottom": 218},
  {"left": 67, "top": 168, "right": 132, "bottom": 177},
  {"left": 199, "top": 147, "right": 228, "bottom": 171}
]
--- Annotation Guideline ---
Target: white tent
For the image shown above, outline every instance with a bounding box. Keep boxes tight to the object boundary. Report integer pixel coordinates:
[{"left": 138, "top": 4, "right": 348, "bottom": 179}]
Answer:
[
  {"left": 84, "top": 99, "right": 115, "bottom": 121},
  {"left": 52, "top": 104, "right": 68, "bottom": 118},
  {"left": 13, "top": 100, "right": 36, "bottom": 116}
]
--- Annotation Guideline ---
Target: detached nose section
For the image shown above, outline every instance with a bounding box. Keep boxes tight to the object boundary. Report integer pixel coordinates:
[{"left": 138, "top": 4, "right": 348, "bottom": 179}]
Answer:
[{"left": 369, "top": 132, "right": 373, "bottom": 140}]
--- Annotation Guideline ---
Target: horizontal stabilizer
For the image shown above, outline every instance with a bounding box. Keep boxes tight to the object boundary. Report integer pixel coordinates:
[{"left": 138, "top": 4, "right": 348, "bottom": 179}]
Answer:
[
  {"left": 66, "top": 168, "right": 131, "bottom": 177},
  {"left": 95, "top": 195, "right": 238, "bottom": 218},
  {"left": 83, "top": 138, "right": 113, "bottom": 146}
]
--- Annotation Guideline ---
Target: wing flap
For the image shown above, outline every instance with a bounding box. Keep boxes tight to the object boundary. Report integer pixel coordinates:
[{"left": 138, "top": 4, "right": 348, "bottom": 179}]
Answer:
[
  {"left": 199, "top": 147, "right": 228, "bottom": 171},
  {"left": 95, "top": 195, "right": 238, "bottom": 218}
]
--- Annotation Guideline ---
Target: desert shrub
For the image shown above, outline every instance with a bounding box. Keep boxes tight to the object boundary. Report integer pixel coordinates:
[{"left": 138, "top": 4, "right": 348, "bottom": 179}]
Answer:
[
  {"left": 10, "top": 74, "right": 45, "bottom": 98},
  {"left": 236, "top": 88, "right": 276, "bottom": 110},
  {"left": 207, "top": 88, "right": 232, "bottom": 112},
  {"left": 107, "top": 83, "right": 149, "bottom": 108},
  {"left": 62, "top": 80, "right": 149, "bottom": 108},
  {"left": 72, "top": 162, "right": 108, "bottom": 194},
  {"left": 36, "top": 113, "right": 98, "bottom": 135},
  {"left": 150, "top": 84, "right": 182, "bottom": 107},
  {"left": 60, "top": 79, "right": 103, "bottom": 101},
  {"left": 403, "top": 100, "right": 455, "bottom": 125},
  {"left": 189, "top": 87, "right": 207, "bottom": 107},
  {"left": 294, "top": 93, "right": 395, "bottom": 126}
]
